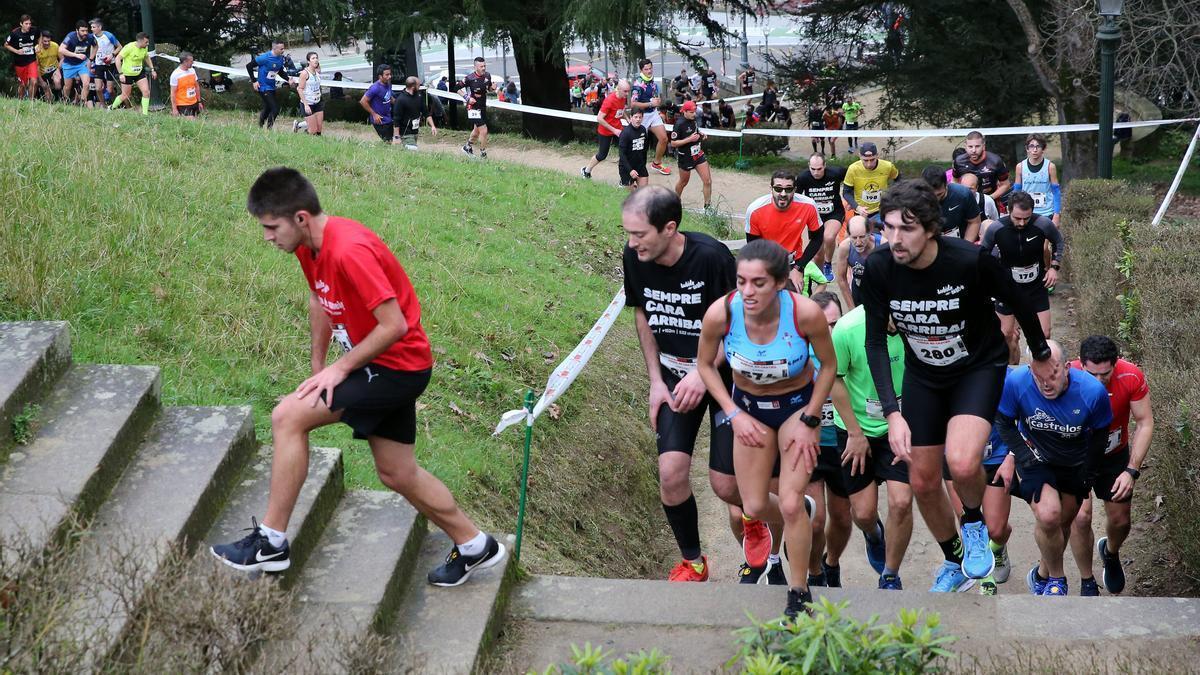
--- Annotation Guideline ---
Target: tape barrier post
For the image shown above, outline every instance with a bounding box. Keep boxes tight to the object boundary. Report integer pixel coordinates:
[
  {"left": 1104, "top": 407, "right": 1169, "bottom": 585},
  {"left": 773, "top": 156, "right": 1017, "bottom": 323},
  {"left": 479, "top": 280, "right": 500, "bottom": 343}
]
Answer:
[{"left": 514, "top": 389, "right": 536, "bottom": 562}]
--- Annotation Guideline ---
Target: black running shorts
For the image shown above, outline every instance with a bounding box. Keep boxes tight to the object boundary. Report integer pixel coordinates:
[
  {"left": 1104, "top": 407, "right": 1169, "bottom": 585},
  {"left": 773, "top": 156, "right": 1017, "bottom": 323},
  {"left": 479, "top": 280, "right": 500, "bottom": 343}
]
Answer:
[
  {"left": 677, "top": 153, "right": 707, "bottom": 172},
  {"left": 373, "top": 122, "right": 393, "bottom": 142},
  {"left": 119, "top": 71, "right": 147, "bottom": 85},
  {"left": 985, "top": 461, "right": 1021, "bottom": 494},
  {"left": 655, "top": 366, "right": 736, "bottom": 476},
  {"left": 322, "top": 365, "right": 431, "bottom": 444},
  {"left": 810, "top": 442, "right": 850, "bottom": 498},
  {"left": 995, "top": 285, "right": 1050, "bottom": 315},
  {"left": 178, "top": 104, "right": 200, "bottom": 117},
  {"left": 835, "top": 427, "right": 910, "bottom": 496},
  {"left": 1015, "top": 461, "right": 1090, "bottom": 504},
  {"left": 1091, "top": 447, "right": 1133, "bottom": 503},
  {"left": 302, "top": 100, "right": 324, "bottom": 115},
  {"left": 902, "top": 362, "right": 1007, "bottom": 447}
]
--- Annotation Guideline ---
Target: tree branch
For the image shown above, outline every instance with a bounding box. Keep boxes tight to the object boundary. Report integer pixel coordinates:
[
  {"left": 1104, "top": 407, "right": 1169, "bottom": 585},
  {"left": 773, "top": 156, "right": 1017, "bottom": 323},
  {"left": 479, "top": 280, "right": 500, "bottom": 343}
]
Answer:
[{"left": 1004, "top": 0, "right": 1061, "bottom": 99}]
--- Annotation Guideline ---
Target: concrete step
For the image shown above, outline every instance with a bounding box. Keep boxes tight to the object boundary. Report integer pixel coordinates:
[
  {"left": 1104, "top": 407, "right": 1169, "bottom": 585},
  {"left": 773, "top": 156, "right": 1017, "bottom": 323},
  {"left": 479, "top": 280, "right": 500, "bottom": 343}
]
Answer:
[
  {"left": 204, "top": 444, "right": 344, "bottom": 586},
  {"left": 60, "top": 406, "right": 257, "bottom": 657},
  {"left": 290, "top": 490, "right": 426, "bottom": 663},
  {"left": 0, "top": 363, "right": 160, "bottom": 560},
  {"left": 506, "top": 576, "right": 1200, "bottom": 672},
  {"left": 391, "top": 531, "right": 517, "bottom": 674},
  {"left": 0, "top": 321, "right": 71, "bottom": 452}
]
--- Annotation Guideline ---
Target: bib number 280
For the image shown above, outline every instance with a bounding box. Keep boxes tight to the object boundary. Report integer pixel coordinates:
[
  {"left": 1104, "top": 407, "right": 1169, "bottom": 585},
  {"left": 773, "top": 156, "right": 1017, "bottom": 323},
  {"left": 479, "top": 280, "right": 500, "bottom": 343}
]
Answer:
[{"left": 907, "top": 334, "right": 968, "bottom": 367}]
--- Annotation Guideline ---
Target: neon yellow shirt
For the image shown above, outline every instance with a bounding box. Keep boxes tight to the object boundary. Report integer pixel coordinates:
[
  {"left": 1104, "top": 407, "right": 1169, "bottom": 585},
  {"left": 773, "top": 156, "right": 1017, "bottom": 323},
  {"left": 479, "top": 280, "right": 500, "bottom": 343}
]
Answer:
[
  {"left": 118, "top": 43, "right": 149, "bottom": 76},
  {"left": 843, "top": 159, "right": 899, "bottom": 214}
]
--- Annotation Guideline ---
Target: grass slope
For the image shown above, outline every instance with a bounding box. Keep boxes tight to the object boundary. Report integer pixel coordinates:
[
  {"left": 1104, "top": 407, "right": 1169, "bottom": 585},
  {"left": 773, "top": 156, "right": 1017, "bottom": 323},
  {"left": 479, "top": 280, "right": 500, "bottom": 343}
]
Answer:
[{"left": 0, "top": 98, "right": 668, "bottom": 576}]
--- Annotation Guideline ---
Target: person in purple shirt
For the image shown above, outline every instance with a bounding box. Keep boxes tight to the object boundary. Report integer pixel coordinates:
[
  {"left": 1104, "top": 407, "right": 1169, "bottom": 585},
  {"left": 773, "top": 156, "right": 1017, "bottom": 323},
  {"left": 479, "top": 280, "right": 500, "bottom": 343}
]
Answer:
[{"left": 360, "top": 64, "right": 395, "bottom": 143}]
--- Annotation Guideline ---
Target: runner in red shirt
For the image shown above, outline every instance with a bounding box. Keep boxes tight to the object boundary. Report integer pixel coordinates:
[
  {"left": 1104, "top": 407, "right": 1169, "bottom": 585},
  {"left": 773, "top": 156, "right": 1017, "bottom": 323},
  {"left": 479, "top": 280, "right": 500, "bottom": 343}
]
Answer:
[
  {"left": 1068, "top": 335, "right": 1153, "bottom": 596},
  {"left": 744, "top": 170, "right": 824, "bottom": 291},
  {"left": 581, "top": 79, "right": 630, "bottom": 179},
  {"left": 212, "top": 168, "right": 505, "bottom": 587}
]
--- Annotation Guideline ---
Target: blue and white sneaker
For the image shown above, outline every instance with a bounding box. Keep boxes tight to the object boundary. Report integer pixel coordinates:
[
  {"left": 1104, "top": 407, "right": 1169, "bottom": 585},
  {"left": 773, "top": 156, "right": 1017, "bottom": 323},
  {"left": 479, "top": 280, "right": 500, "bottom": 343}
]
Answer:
[
  {"left": 1041, "top": 577, "right": 1068, "bottom": 596},
  {"left": 864, "top": 519, "right": 886, "bottom": 575},
  {"left": 821, "top": 262, "right": 834, "bottom": 282},
  {"left": 960, "top": 521, "right": 995, "bottom": 579},
  {"left": 1026, "top": 563, "right": 1048, "bottom": 595},
  {"left": 878, "top": 573, "right": 903, "bottom": 590},
  {"left": 930, "top": 560, "right": 974, "bottom": 592},
  {"left": 210, "top": 517, "right": 290, "bottom": 573}
]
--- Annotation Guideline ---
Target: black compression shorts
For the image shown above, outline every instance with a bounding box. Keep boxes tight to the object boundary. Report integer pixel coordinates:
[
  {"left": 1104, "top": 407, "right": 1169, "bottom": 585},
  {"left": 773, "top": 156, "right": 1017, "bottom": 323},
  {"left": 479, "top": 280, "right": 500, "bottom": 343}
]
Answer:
[
  {"left": 835, "top": 427, "right": 910, "bottom": 496},
  {"left": 1091, "top": 446, "right": 1133, "bottom": 503},
  {"left": 995, "top": 285, "right": 1050, "bottom": 315},
  {"left": 594, "top": 134, "right": 616, "bottom": 161},
  {"left": 321, "top": 365, "right": 431, "bottom": 445},
  {"left": 119, "top": 71, "right": 147, "bottom": 85},
  {"left": 373, "top": 122, "right": 393, "bottom": 142},
  {"left": 655, "top": 366, "right": 736, "bottom": 476},
  {"left": 901, "top": 361, "right": 1007, "bottom": 447},
  {"left": 985, "top": 460, "right": 1021, "bottom": 494}
]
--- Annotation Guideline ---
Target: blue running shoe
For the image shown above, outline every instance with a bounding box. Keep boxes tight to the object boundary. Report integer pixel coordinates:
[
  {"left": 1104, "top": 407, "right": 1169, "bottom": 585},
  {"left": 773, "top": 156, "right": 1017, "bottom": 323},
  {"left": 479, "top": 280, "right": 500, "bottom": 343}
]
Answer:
[
  {"left": 930, "top": 560, "right": 974, "bottom": 592},
  {"left": 878, "top": 573, "right": 903, "bottom": 590},
  {"left": 1080, "top": 577, "right": 1100, "bottom": 597},
  {"left": 960, "top": 521, "right": 995, "bottom": 579},
  {"left": 1026, "top": 563, "right": 1048, "bottom": 595},
  {"left": 1098, "top": 537, "right": 1126, "bottom": 594},
  {"left": 864, "top": 519, "right": 886, "bottom": 575},
  {"left": 1041, "top": 577, "right": 1068, "bottom": 596},
  {"left": 821, "top": 262, "right": 834, "bottom": 282}
]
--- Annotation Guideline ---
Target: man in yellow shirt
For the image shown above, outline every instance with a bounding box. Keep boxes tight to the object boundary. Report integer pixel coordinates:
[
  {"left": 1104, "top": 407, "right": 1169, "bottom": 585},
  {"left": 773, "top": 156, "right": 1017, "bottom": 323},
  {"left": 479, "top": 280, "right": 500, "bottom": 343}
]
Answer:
[
  {"left": 111, "top": 32, "right": 156, "bottom": 115},
  {"left": 34, "top": 31, "right": 61, "bottom": 102},
  {"left": 841, "top": 142, "right": 899, "bottom": 228}
]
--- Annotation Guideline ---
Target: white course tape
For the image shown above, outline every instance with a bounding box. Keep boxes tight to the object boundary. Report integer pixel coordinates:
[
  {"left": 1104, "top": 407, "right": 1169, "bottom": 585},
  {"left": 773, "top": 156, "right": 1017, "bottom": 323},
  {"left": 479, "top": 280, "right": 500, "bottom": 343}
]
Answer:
[
  {"left": 493, "top": 289, "right": 627, "bottom": 435},
  {"left": 1151, "top": 124, "right": 1200, "bottom": 228},
  {"left": 157, "top": 53, "right": 1197, "bottom": 140}
]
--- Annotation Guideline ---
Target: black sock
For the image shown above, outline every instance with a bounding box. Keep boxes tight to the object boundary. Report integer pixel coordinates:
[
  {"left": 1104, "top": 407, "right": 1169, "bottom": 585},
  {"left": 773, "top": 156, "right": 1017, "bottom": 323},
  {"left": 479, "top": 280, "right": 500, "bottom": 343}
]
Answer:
[
  {"left": 663, "top": 495, "right": 701, "bottom": 561},
  {"left": 961, "top": 505, "right": 983, "bottom": 524},
  {"left": 939, "top": 536, "right": 964, "bottom": 564}
]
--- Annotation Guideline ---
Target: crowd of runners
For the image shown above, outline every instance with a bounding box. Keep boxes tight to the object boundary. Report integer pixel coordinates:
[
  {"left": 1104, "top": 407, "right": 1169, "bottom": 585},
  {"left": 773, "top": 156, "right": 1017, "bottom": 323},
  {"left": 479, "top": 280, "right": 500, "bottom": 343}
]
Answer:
[{"left": 10, "top": 14, "right": 1156, "bottom": 624}]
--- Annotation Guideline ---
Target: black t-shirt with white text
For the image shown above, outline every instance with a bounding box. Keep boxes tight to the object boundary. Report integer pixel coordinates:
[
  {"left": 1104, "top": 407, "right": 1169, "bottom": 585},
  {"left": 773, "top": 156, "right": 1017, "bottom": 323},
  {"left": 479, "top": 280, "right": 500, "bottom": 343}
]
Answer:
[
  {"left": 618, "top": 124, "right": 648, "bottom": 169},
  {"left": 796, "top": 166, "right": 847, "bottom": 220},
  {"left": 6, "top": 29, "right": 37, "bottom": 66},
  {"left": 623, "top": 231, "right": 736, "bottom": 372}
]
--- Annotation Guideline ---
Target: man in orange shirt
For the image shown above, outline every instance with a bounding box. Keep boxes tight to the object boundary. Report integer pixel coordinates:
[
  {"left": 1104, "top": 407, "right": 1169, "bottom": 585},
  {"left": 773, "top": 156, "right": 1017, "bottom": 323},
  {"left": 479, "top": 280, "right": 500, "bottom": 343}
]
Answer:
[
  {"left": 744, "top": 170, "right": 824, "bottom": 290},
  {"left": 581, "top": 79, "right": 630, "bottom": 179},
  {"left": 169, "top": 51, "right": 202, "bottom": 117}
]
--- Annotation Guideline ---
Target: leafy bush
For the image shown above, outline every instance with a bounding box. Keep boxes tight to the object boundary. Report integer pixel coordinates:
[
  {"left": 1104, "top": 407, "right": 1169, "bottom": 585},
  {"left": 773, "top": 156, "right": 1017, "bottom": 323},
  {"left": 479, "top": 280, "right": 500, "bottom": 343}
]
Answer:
[
  {"left": 533, "top": 643, "right": 670, "bottom": 674},
  {"left": 731, "top": 598, "right": 953, "bottom": 674}
]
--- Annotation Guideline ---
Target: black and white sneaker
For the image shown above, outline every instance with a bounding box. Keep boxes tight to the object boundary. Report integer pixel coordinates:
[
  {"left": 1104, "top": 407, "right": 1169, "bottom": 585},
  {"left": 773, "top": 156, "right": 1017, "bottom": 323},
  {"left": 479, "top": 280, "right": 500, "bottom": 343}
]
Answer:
[
  {"left": 784, "top": 587, "right": 813, "bottom": 621},
  {"left": 580, "top": 166, "right": 592, "bottom": 179},
  {"left": 462, "top": 143, "right": 474, "bottom": 157},
  {"left": 479, "top": 149, "right": 488, "bottom": 160},
  {"left": 427, "top": 534, "right": 506, "bottom": 587},
  {"left": 210, "top": 517, "right": 290, "bottom": 573}
]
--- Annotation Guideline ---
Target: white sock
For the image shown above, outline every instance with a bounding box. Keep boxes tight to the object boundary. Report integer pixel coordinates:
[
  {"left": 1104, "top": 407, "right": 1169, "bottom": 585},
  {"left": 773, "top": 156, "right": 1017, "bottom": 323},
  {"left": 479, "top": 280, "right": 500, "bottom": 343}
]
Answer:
[
  {"left": 259, "top": 523, "right": 287, "bottom": 548},
  {"left": 458, "top": 531, "right": 488, "bottom": 556},
  {"left": 768, "top": 553, "right": 781, "bottom": 565}
]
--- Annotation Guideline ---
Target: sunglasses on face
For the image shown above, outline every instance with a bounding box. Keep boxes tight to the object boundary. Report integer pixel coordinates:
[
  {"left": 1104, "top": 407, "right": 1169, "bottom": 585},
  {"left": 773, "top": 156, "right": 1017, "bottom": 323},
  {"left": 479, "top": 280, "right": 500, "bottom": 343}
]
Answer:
[{"left": 771, "top": 185, "right": 795, "bottom": 193}]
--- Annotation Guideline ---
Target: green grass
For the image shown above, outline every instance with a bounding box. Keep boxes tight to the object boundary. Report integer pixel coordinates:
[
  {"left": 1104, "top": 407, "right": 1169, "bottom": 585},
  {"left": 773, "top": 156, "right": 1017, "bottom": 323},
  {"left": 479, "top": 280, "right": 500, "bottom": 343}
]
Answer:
[{"left": 0, "top": 98, "right": 670, "bottom": 576}]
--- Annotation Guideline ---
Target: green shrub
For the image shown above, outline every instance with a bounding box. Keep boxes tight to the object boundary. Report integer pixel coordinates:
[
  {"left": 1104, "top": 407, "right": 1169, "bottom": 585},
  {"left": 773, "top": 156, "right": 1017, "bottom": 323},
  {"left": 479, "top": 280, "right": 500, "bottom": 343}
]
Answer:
[
  {"left": 533, "top": 643, "right": 670, "bottom": 674},
  {"left": 730, "top": 598, "right": 954, "bottom": 674}
]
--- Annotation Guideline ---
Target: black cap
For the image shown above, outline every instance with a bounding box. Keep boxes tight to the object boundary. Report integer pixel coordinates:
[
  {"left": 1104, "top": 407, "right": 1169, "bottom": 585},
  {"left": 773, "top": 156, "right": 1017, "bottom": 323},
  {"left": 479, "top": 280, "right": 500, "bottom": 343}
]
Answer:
[{"left": 859, "top": 142, "right": 878, "bottom": 156}]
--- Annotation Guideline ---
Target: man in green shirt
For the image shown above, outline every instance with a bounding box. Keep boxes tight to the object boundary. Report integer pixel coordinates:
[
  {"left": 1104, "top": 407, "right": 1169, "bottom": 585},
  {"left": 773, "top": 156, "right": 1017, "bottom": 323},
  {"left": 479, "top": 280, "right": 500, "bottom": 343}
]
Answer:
[
  {"left": 111, "top": 32, "right": 156, "bottom": 115},
  {"left": 830, "top": 304, "right": 915, "bottom": 590},
  {"left": 841, "top": 94, "right": 864, "bottom": 154}
]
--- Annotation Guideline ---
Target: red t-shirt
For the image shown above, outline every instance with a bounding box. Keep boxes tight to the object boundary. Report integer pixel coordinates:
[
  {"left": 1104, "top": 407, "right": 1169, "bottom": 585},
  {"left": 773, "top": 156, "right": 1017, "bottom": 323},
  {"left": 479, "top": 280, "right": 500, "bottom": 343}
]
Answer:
[
  {"left": 745, "top": 194, "right": 823, "bottom": 262},
  {"left": 597, "top": 92, "right": 627, "bottom": 137},
  {"left": 1069, "top": 357, "right": 1149, "bottom": 454},
  {"left": 296, "top": 216, "right": 434, "bottom": 372}
]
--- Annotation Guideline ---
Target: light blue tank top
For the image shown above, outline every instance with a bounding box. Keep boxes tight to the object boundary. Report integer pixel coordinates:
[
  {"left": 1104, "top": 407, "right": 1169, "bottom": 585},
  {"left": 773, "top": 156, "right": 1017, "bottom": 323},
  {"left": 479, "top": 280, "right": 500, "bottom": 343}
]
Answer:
[
  {"left": 1020, "top": 159, "right": 1054, "bottom": 217},
  {"left": 724, "top": 290, "right": 810, "bottom": 385}
]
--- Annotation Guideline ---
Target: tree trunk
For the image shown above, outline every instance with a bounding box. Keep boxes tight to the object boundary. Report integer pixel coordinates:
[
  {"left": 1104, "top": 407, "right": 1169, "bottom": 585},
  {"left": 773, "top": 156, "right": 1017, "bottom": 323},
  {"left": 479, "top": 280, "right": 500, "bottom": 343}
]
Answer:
[
  {"left": 512, "top": 20, "right": 573, "bottom": 142},
  {"left": 56, "top": 0, "right": 94, "bottom": 36},
  {"left": 1057, "top": 69, "right": 1099, "bottom": 187}
]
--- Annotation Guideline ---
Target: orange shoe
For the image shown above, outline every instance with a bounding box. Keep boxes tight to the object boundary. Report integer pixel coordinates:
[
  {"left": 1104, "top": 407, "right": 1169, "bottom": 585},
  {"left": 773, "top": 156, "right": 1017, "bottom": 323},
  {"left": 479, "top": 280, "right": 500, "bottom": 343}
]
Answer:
[
  {"left": 668, "top": 555, "right": 709, "bottom": 582},
  {"left": 742, "top": 518, "right": 772, "bottom": 569}
]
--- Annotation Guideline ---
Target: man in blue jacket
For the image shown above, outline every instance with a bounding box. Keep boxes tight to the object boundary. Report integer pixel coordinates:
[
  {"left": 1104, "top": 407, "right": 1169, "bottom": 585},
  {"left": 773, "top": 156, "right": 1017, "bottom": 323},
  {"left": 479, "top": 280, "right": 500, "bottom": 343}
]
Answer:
[{"left": 246, "top": 40, "right": 288, "bottom": 129}]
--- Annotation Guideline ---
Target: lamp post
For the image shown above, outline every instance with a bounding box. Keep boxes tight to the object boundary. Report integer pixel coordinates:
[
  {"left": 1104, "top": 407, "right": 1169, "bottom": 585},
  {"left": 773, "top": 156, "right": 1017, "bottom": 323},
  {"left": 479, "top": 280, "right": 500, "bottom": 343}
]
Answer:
[
  {"left": 1097, "top": 0, "right": 1123, "bottom": 179},
  {"left": 139, "top": 0, "right": 161, "bottom": 107},
  {"left": 739, "top": 9, "right": 750, "bottom": 71}
]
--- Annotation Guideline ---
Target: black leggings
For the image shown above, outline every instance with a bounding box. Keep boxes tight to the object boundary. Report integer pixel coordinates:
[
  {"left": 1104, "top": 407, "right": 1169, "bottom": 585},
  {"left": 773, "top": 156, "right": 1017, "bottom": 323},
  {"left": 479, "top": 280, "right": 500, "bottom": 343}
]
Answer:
[{"left": 258, "top": 90, "right": 280, "bottom": 128}]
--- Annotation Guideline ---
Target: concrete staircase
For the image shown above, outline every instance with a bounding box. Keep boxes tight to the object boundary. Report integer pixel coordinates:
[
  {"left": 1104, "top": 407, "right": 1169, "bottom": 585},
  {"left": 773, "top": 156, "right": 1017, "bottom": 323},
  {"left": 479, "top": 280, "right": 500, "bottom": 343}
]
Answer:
[{"left": 0, "top": 322, "right": 513, "bottom": 673}]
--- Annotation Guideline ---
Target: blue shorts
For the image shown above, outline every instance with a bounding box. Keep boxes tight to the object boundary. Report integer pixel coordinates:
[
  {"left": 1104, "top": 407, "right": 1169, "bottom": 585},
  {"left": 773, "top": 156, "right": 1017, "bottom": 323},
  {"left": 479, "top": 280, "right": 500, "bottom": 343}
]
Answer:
[
  {"left": 732, "top": 382, "right": 815, "bottom": 430},
  {"left": 62, "top": 61, "right": 90, "bottom": 80}
]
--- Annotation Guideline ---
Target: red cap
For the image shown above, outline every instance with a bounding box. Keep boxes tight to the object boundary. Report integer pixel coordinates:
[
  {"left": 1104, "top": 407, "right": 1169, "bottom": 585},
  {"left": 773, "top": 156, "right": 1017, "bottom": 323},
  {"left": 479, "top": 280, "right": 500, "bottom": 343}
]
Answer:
[{"left": 681, "top": 100, "right": 696, "bottom": 112}]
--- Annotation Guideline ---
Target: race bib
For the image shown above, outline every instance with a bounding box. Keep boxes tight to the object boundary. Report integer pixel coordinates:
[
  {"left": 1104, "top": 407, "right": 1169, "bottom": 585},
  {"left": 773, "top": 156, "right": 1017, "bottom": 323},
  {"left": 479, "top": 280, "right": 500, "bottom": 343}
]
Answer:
[
  {"left": 214, "top": 84, "right": 226, "bottom": 93},
  {"left": 810, "top": 122, "right": 822, "bottom": 130},
  {"left": 944, "top": 226, "right": 960, "bottom": 238},
  {"left": 907, "top": 334, "right": 968, "bottom": 367},
  {"left": 816, "top": 199, "right": 834, "bottom": 215},
  {"left": 128, "top": 65, "right": 142, "bottom": 75},
  {"left": 21, "top": 47, "right": 33, "bottom": 55},
  {"left": 467, "top": 108, "right": 481, "bottom": 119},
  {"left": 659, "top": 353, "right": 696, "bottom": 379},
  {"left": 330, "top": 324, "right": 354, "bottom": 353},
  {"left": 730, "top": 352, "right": 789, "bottom": 383},
  {"left": 1106, "top": 429, "right": 1123, "bottom": 453},
  {"left": 862, "top": 188, "right": 881, "bottom": 205},
  {"left": 690, "top": 144, "right": 702, "bottom": 157},
  {"left": 821, "top": 401, "right": 835, "bottom": 426},
  {"left": 41, "top": 65, "right": 55, "bottom": 75},
  {"left": 185, "top": 86, "right": 197, "bottom": 98},
  {"left": 411, "top": 118, "right": 420, "bottom": 130},
  {"left": 1011, "top": 263, "right": 1039, "bottom": 284},
  {"left": 1032, "top": 192, "right": 1048, "bottom": 209}
]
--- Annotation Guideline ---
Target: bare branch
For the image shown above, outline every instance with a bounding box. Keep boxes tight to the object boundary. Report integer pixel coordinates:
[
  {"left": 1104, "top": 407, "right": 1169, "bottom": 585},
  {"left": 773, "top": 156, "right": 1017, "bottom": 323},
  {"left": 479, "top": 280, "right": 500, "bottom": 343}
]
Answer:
[{"left": 1004, "top": 0, "right": 1061, "bottom": 98}]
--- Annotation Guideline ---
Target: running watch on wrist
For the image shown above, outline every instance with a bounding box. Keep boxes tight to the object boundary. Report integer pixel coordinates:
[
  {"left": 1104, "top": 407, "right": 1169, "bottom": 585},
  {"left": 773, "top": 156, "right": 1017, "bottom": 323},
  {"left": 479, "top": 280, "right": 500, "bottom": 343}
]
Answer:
[
  {"left": 1124, "top": 467, "right": 1141, "bottom": 480},
  {"left": 798, "top": 412, "right": 821, "bottom": 428},
  {"left": 1050, "top": 262, "right": 1061, "bottom": 270}
]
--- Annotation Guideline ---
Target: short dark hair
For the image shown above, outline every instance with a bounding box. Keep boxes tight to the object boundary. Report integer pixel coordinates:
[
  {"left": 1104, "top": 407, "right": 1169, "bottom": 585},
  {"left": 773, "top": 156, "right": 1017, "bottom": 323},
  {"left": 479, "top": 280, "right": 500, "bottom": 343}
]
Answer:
[
  {"left": 40, "top": 29, "right": 51, "bottom": 38},
  {"left": 810, "top": 291, "right": 842, "bottom": 312},
  {"left": 247, "top": 167, "right": 322, "bottom": 219},
  {"left": 951, "top": 147, "right": 967, "bottom": 161},
  {"left": 1026, "top": 133, "right": 1049, "bottom": 148},
  {"left": 1079, "top": 335, "right": 1120, "bottom": 365},
  {"left": 76, "top": 20, "right": 88, "bottom": 29},
  {"left": 966, "top": 130, "right": 984, "bottom": 141},
  {"left": 1008, "top": 191, "right": 1035, "bottom": 212},
  {"left": 19, "top": 14, "right": 30, "bottom": 23},
  {"left": 921, "top": 165, "right": 948, "bottom": 189},
  {"left": 637, "top": 58, "right": 652, "bottom": 69},
  {"left": 879, "top": 179, "right": 943, "bottom": 234},
  {"left": 738, "top": 239, "right": 791, "bottom": 282},
  {"left": 473, "top": 56, "right": 485, "bottom": 64},
  {"left": 623, "top": 185, "right": 682, "bottom": 233},
  {"left": 376, "top": 64, "right": 392, "bottom": 77},
  {"left": 272, "top": 39, "right": 285, "bottom": 47},
  {"left": 135, "top": 31, "right": 148, "bottom": 41},
  {"left": 770, "top": 169, "right": 795, "bottom": 185}
]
